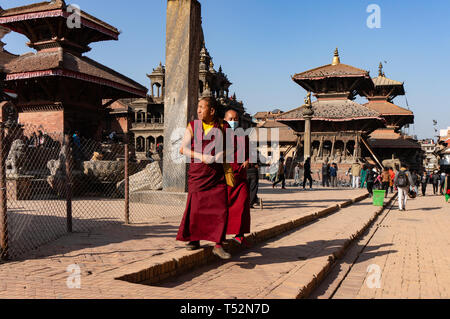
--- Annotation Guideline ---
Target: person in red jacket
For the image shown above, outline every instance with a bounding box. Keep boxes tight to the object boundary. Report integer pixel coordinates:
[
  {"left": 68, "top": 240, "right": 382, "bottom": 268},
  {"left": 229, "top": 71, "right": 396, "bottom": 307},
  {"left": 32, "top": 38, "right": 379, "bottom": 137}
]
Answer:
[{"left": 224, "top": 109, "right": 251, "bottom": 246}]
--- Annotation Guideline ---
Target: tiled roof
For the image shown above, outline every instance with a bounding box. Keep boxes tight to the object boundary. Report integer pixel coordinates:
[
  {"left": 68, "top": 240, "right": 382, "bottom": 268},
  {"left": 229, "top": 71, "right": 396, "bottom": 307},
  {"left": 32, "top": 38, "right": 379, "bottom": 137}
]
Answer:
[
  {"left": 0, "top": 50, "right": 17, "bottom": 72},
  {"left": 367, "top": 138, "right": 421, "bottom": 149},
  {"left": 293, "top": 63, "right": 370, "bottom": 80},
  {"left": 372, "top": 76, "right": 403, "bottom": 87},
  {"left": 0, "top": 0, "right": 119, "bottom": 34},
  {"left": 4, "top": 49, "right": 147, "bottom": 97},
  {"left": 277, "top": 99, "right": 382, "bottom": 121},
  {"left": 364, "top": 101, "right": 413, "bottom": 116},
  {"left": 0, "top": 0, "right": 119, "bottom": 39}
]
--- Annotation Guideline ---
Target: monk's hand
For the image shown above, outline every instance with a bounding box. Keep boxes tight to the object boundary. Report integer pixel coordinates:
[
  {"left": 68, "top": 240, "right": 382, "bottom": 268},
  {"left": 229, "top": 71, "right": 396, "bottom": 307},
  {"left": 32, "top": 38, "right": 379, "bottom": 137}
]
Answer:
[
  {"left": 202, "top": 154, "right": 215, "bottom": 164},
  {"left": 241, "top": 160, "right": 249, "bottom": 169}
]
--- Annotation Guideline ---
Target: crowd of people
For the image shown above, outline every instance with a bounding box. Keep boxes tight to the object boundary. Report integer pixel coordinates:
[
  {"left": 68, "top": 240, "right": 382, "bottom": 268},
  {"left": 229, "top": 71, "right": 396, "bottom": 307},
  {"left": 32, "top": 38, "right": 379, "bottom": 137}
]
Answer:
[{"left": 271, "top": 154, "right": 450, "bottom": 211}]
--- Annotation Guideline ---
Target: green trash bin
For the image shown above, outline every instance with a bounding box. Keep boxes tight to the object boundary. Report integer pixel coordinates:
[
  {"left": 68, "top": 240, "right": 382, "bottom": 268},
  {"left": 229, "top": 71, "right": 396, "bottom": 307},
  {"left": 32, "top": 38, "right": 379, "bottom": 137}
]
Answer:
[{"left": 373, "top": 190, "right": 386, "bottom": 207}]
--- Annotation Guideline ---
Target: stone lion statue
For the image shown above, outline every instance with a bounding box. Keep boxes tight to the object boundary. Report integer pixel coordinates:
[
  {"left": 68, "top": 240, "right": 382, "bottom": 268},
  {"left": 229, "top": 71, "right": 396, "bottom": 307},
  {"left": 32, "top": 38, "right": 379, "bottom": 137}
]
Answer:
[{"left": 6, "top": 139, "right": 26, "bottom": 176}]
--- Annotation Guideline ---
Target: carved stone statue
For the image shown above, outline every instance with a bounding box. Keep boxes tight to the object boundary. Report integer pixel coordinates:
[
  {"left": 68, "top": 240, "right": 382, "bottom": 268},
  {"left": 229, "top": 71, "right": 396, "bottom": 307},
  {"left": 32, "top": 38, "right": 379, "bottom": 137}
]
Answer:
[
  {"left": 6, "top": 139, "right": 26, "bottom": 176},
  {"left": 47, "top": 145, "right": 67, "bottom": 197}
]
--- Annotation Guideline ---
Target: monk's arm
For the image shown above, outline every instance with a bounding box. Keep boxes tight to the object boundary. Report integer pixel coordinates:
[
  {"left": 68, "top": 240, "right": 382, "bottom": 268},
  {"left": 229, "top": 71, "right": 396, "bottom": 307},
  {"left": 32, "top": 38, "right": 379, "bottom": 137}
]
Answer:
[{"left": 179, "top": 125, "right": 210, "bottom": 163}]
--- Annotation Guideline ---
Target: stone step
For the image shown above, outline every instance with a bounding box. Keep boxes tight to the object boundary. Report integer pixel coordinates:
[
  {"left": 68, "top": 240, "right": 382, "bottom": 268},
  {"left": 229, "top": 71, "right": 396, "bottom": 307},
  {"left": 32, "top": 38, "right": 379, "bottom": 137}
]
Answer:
[
  {"left": 135, "top": 194, "right": 396, "bottom": 299},
  {"left": 111, "top": 193, "right": 375, "bottom": 293}
]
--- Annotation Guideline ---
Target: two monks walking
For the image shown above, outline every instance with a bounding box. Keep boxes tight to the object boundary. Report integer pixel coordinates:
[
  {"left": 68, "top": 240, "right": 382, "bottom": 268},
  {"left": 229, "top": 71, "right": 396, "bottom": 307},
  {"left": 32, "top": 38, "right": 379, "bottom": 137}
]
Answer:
[{"left": 176, "top": 97, "right": 251, "bottom": 260}]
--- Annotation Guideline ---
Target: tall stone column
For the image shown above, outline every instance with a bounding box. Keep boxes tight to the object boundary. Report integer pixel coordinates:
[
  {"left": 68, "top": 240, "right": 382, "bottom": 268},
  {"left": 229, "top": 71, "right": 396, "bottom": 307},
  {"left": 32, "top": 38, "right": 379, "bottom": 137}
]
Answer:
[
  {"left": 303, "top": 116, "right": 312, "bottom": 159},
  {"left": 302, "top": 92, "right": 314, "bottom": 160},
  {"left": 163, "top": 0, "right": 202, "bottom": 192}
]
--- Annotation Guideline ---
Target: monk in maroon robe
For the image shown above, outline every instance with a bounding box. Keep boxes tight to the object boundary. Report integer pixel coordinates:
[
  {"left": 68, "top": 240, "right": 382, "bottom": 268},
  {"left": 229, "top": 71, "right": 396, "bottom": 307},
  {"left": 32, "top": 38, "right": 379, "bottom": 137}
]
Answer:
[
  {"left": 176, "top": 97, "right": 231, "bottom": 260},
  {"left": 224, "top": 109, "right": 251, "bottom": 245}
]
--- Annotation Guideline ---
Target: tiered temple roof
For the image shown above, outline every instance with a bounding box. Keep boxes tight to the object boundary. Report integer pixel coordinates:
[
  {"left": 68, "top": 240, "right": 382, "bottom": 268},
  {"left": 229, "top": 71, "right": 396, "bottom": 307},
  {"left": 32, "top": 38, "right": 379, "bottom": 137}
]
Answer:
[
  {"left": 292, "top": 48, "right": 374, "bottom": 101},
  {"left": 363, "top": 62, "right": 414, "bottom": 130},
  {"left": 279, "top": 49, "right": 384, "bottom": 134},
  {"left": 0, "top": 0, "right": 147, "bottom": 99}
]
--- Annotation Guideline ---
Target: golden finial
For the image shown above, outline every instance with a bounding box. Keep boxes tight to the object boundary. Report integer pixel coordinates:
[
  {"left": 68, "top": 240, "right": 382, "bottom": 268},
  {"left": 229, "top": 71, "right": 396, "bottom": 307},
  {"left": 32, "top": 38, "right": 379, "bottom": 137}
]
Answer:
[
  {"left": 332, "top": 48, "right": 340, "bottom": 66},
  {"left": 378, "top": 62, "right": 384, "bottom": 77}
]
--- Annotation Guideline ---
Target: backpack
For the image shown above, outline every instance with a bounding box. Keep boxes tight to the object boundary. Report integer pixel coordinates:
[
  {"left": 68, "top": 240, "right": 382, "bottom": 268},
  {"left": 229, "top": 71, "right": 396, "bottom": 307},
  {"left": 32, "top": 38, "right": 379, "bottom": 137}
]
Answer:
[{"left": 396, "top": 171, "right": 408, "bottom": 188}]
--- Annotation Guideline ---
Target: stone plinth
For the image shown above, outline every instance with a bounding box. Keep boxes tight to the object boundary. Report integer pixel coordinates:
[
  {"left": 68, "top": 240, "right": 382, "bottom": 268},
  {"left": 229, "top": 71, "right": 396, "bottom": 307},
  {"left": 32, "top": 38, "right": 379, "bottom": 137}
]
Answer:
[{"left": 162, "top": 0, "right": 202, "bottom": 193}]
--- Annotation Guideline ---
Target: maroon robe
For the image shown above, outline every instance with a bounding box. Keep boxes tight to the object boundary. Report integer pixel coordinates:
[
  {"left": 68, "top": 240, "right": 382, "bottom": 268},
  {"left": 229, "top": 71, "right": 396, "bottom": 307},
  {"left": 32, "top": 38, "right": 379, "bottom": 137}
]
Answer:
[
  {"left": 226, "top": 133, "right": 251, "bottom": 235},
  {"left": 176, "top": 120, "right": 229, "bottom": 244}
]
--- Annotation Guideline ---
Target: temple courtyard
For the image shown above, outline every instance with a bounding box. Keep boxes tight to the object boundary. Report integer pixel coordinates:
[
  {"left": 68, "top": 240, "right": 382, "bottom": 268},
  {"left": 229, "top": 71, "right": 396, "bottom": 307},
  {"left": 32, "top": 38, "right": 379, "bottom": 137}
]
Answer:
[{"left": 0, "top": 181, "right": 448, "bottom": 299}]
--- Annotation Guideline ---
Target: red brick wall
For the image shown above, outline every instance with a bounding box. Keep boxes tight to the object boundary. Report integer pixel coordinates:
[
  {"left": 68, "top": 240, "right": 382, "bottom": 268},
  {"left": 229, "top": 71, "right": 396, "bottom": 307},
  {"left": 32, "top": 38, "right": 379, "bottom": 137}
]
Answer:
[{"left": 19, "top": 110, "right": 64, "bottom": 135}]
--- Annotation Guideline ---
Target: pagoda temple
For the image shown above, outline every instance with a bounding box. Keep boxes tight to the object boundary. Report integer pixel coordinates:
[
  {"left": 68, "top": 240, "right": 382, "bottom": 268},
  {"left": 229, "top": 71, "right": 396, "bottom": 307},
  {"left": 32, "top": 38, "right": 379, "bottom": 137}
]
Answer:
[
  {"left": 277, "top": 49, "right": 386, "bottom": 179},
  {"left": 362, "top": 63, "right": 422, "bottom": 170},
  {"left": 0, "top": 0, "right": 147, "bottom": 139}
]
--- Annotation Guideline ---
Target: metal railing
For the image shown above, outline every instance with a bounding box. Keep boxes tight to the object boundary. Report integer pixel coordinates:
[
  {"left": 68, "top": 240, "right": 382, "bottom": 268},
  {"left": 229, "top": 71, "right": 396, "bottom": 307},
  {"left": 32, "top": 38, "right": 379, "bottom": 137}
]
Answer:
[{"left": 0, "top": 123, "right": 183, "bottom": 261}]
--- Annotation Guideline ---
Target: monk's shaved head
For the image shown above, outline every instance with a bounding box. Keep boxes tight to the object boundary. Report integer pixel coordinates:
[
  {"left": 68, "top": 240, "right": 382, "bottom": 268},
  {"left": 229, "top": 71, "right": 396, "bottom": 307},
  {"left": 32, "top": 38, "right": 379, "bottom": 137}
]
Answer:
[{"left": 224, "top": 109, "right": 239, "bottom": 121}]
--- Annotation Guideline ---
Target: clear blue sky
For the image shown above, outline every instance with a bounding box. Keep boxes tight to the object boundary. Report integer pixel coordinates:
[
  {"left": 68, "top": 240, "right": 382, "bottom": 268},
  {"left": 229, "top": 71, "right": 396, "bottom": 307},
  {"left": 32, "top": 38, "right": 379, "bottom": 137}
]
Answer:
[{"left": 2, "top": 0, "right": 450, "bottom": 139}]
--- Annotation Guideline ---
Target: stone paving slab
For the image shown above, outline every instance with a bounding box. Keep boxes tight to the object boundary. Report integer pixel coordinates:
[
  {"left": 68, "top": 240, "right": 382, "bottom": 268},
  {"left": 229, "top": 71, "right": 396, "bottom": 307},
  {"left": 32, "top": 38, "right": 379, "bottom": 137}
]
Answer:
[
  {"left": 314, "top": 187, "right": 450, "bottom": 299},
  {"left": 0, "top": 181, "right": 369, "bottom": 299},
  {"left": 142, "top": 196, "right": 393, "bottom": 299}
]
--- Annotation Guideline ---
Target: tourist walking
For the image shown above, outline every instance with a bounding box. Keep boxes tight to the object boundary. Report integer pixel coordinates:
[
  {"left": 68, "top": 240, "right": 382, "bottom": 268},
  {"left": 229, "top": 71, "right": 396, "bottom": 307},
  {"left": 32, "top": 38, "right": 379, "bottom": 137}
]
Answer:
[
  {"left": 360, "top": 165, "right": 368, "bottom": 189},
  {"left": 247, "top": 161, "right": 260, "bottom": 209},
  {"left": 444, "top": 173, "right": 450, "bottom": 203},
  {"left": 440, "top": 171, "right": 446, "bottom": 195},
  {"left": 366, "top": 166, "right": 377, "bottom": 197},
  {"left": 351, "top": 161, "right": 362, "bottom": 188},
  {"left": 330, "top": 163, "right": 338, "bottom": 187},
  {"left": 432, "top": 170, "right": 440, "bottom": 195},
  {"left": 381, "top": 167, "right": 391, "bottom": 198},
  {"left": 303, "top": 157, "right": 313, "bottom": 189},
  {"left": 224, "top": 109, "right": 251, "bottom": 246},
  {"left": 394, "top": 165, "right": 414, "bottom": 211},
  {"left": 177, "top": 97, "right": 231, "bottom": 260},
  {"left": 389, "top": 167, "right": 396, "bottom": 193},
  {"left": 412, "top": 171, "right": 420, "bottom": 195},
  {"left": 273, "top": 157, "right": 286, "bottom": 189},
  {"left": 322, "top": 162, "right": 330, "bottom": 187},
  {"left": 421, "top": 171, "right": 429, "bottom": 196},
  {"left": 294, "top": 163, "right": 301, "bottom": 186}
]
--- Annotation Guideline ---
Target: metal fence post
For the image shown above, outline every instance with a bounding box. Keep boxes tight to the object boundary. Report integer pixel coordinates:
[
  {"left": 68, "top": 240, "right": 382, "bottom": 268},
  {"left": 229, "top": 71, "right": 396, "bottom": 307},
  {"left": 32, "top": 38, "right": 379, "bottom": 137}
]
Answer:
[
  {"left": 0, "top": 124, "right": 8, "bottom": 260},
  {"left": 125, "top": 143, "right": 130, "bottom": 224},
  {"left": 64, "top": 134, "right": 73, "bottom": 233}
]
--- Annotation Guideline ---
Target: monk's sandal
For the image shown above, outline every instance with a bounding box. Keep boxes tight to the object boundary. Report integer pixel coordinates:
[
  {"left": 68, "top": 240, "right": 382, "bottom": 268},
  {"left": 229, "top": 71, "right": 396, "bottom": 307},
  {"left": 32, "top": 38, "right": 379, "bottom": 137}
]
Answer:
[
  {"left": 187, "top": 241, "right": 200, "bottom": 250},
  {"left": 212, "top": 246, "right": 231, "bottom": 260}
]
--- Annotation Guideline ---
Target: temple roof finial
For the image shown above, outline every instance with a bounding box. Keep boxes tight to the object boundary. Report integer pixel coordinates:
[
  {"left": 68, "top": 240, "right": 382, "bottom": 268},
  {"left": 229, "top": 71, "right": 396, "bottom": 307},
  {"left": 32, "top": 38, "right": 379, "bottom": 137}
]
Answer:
[
  {"left": 332, "top": 48, "right": 340, "bottom": 66},
  {"left": 378, "top": 62, "right": 384, "bottom": 77}
]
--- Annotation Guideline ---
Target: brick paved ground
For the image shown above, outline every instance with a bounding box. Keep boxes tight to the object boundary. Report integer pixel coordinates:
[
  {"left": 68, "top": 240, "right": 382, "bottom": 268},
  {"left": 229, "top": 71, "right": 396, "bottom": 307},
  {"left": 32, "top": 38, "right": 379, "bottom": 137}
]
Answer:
[
  {"left": 145, "top": 197, "right": 386, "bottom": 299},
  {"left": 0, "top": 181, "right": 367, "bottom": 299},
  {"left": 313, "top": 187, "right": 450, "bottom": 299}
]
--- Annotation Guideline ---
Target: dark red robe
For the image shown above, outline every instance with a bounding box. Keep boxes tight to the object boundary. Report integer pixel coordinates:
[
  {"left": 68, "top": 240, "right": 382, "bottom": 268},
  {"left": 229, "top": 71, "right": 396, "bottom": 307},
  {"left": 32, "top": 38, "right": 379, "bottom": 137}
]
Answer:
[
  {"left": 176, "top": 120, "right": 229, "bottom": 244},
  {"left": 226, "top": 133, "right": 251, "bottom": 235}
]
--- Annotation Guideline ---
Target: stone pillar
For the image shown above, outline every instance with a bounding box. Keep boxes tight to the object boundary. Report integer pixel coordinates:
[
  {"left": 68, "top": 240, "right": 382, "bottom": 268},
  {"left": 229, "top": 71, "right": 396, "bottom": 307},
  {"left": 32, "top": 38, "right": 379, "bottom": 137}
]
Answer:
[
  {"left": 343, "top": 140, "right": 348, "bottom": 160},
  {"left": 163, "top": 0, "right": 202, "bottom": 192},
  {"left": 331, "top": 136, "right": 336, "bottom": 158},
  {"left": 318, "top": 136, "right": 324, "bottom": 158},
  {"left": 354, "top": 135, "right": 359, "bottom": 159},
  {"left": 304, "top": 116, "right": 312, "bottom": 159}
]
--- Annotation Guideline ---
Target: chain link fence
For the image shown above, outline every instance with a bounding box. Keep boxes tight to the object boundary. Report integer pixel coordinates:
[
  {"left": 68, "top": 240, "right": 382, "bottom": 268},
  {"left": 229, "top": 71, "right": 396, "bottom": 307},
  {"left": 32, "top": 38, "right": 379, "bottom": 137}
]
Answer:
[{"left": 0, "top": 123, "right": 185, "bottom": 261}]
